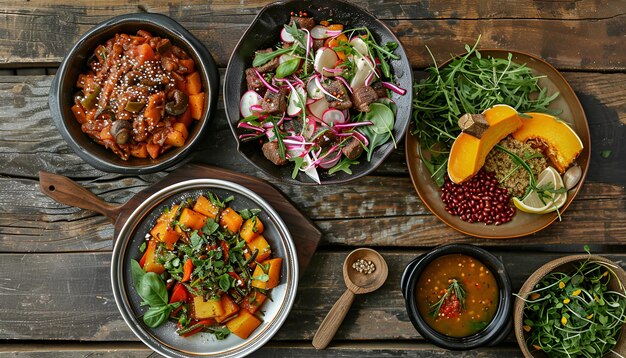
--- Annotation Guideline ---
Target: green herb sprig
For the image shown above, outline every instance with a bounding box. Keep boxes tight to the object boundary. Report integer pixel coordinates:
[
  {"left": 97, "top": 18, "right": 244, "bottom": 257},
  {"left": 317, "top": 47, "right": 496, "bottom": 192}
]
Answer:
[
  {"left": 429, "top": 279, "right": 466, "bottom": 317},
  {"left": 131, "top": 260, "right": 182, "bottom": 328}
]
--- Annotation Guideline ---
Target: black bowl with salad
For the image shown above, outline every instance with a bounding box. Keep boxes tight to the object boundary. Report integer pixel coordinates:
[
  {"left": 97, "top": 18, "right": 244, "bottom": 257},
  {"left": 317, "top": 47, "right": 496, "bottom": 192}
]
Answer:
[{"left": 224, "top": 0, "right": 413, "bottom": 184}]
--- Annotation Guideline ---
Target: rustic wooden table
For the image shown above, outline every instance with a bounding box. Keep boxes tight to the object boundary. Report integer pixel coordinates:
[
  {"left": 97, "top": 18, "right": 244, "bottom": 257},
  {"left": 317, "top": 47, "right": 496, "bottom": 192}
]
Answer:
[{"left": 0, "top": 1, "right": 625, "bottom": 357}]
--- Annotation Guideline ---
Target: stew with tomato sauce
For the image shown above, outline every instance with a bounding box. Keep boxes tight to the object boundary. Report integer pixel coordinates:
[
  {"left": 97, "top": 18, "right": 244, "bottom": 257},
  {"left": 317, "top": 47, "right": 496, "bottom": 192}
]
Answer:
[
  {"left": 415, "top": 254, "right": 498, "bottom": 337},
  {"left": 71, "top": 30, "right": 206, "bottom": 160}
]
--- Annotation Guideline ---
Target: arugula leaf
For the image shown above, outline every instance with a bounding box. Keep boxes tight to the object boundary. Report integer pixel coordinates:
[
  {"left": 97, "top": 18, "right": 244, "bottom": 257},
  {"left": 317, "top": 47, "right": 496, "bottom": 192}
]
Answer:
[
  {"left": 252, "top": 47, "right": 292, "bottom": 67},
  {"left": 329, "top": 157, "right": 359, "bottom": 175},
  {"left": 289, "top": 156, "right": 305, "bottom": 179}
]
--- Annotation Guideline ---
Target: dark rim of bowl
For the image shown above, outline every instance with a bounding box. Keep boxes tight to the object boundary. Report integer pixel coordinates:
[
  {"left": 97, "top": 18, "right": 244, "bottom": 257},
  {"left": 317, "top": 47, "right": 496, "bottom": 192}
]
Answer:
[
  {"left": 49, "top": 13, "right": 219, "bottom": 174},
  {"left": 400, "top": 244, "right": 513, "bottom": 350},
  {"left": 223, "top": 0, "right": 413, "bottom": 185}
]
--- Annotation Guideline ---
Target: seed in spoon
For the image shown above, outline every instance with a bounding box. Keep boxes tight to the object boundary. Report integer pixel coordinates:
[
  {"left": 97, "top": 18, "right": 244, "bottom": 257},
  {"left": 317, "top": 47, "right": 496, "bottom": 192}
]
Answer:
[{"left": 352, "top": 258, "right": 376, "bottom": 274}]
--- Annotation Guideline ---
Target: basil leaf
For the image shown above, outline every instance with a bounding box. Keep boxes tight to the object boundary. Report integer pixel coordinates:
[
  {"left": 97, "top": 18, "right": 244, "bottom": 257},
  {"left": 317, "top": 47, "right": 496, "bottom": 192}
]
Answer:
[
  {"left": 219, "top": 274, "right": 231, "bottom": 292},
  {"left": 143, "top": 305, "right": 171, "bottom": 328},
  {"left": 275, "top": 58, "right": 300, "bottom": 79},
  {"left": 138, "top": 272, "right": 168, "bottom": 306},
  {"left": 202, "top": 219, "right": 219, "bottom": 235},
  {"left": 131, "top": 259, "right": 146, "bottom": 291},
  {"left": 253, "top": 273, "right": 269, "bottom": 282}
]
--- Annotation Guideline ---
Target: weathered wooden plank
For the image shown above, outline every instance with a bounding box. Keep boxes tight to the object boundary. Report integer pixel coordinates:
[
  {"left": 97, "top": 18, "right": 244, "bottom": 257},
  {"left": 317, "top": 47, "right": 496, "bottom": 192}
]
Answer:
[
  {"left": 0, "top": 251, "right": 624, "bottom": 341},
  {"left": 0, "top": 71, "right": 624, "bottom": 180},
  {"left": 0, "top": 4, "right": 624, "bottom": 70},
  {"left": 0, "top": 342, "right": 524, "bottom": 357},
  {"left": 0, "top": 173, "right": 624, "bottom": 252}
]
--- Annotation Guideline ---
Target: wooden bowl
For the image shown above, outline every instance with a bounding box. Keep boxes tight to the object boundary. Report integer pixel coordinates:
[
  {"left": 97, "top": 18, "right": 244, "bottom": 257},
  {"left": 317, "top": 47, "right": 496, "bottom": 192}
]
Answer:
[{"left": 514, "top": 255, "right": 626, "bottom": 357}]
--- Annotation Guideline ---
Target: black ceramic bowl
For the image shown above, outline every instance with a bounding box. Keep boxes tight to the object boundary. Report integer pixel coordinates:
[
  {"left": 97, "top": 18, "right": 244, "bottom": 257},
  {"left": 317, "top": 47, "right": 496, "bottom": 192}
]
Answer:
[
  {"left": 224, "top": 0, "right": 413, "bottom": 185},
  {"left": 400, "top": 244, "right": 513, "bottom": 350},
  {"left": 49, "top": 13, "right": 219, "bottom": 174}
]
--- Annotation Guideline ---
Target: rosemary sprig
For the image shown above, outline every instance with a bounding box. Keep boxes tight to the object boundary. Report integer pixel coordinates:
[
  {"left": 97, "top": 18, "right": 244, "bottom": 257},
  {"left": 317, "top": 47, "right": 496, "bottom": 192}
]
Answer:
[{"left": 430, "top": 279, "right": 466, "bottom": 317}]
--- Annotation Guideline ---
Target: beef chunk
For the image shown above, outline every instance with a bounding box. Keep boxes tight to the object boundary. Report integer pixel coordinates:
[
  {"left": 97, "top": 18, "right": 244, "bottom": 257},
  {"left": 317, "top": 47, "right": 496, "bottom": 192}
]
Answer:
[
  {"left": 245, "top": 68, "right": 265, "bottom": 94},
  {"left": 262, "top": 141, "right": 288, "bottom": 166},
  {"left": 323, "top": 80, "right": 352, "bottom": 110},
  {"left": 371, "top": 81, "right": 388, "bottom": 98},
  {"left": 282, "top": 117, "right": 303, "bottom": 134},
  {"left": 290, "top": 16, "right": 316, "bottom": 30},
  {"left": 315, "top": 130, "right": 339, "bottom": 149},
  {"left": 261, "top": 88, "right": 288, "bottom": 114},
  {"left": 254, "top": 48, "right": 279, "bottom": 73},
  {"left": 341, "top": 137, "right": 364, "bottom": 160},
  {"left": 351, "top": 85, "right": 378, "bottom": 112},
  {"left": 313, "top": 39, "right": 325, "bottom": 51}
]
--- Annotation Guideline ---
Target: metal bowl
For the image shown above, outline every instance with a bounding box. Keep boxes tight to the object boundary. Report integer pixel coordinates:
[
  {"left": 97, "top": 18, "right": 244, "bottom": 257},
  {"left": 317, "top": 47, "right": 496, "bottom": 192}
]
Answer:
[
  {"left": 49, "top": 13, "right": 219, "bottom": 174},
  {"left": 224, "top": 0, "right": 413, "bottom": 185},
  {"left": 111, "top": 179, "right": 299, "bottom": 357}
]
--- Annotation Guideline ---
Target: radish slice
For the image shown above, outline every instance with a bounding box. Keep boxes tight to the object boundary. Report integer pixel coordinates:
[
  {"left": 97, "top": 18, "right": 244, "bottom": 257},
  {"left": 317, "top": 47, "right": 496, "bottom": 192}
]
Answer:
[
  {"left": 310, "top": 25, "right": 328, "bottom": 39},
  {"left": 319, "top": 151, "right": 341, "bottom": 169},
  {"left": 307, "top": 98, "right": 329, "bottom": 119},
  {"left": 303, "top": 116, "right": 317, "bottom": 139},
  {"left": 322, "top": 108, "right": 346, "bottom": 125},
  {"left": 287, "top": 86, "right": 307, "bottom": 116},
  {"left": 240, "top": 90, "right": 262, "bottom": 117},
  {"left": 350, "top": 37, "right": 369, "bottom": 56},
  {"left": 307, "top": 76, "right": 324, "bottom": 99},
  {"left": 350, "top": 56, "right": 374, "bottom": 89},
  {"left": 314, "top": 47, "right": 339, "bottom": 77},
  {"left": 280, "top": 27, "right": 295, "bottom": 43}
]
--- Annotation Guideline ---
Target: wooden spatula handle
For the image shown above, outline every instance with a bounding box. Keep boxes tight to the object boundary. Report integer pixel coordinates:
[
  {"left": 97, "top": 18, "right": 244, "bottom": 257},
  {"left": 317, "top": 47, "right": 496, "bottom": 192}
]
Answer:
[
  {"left": 39, "top": 171, "right": 121, "bottom": 223},
  {"left": 312, "top": 288, "right": 355, "bottom": 349}
]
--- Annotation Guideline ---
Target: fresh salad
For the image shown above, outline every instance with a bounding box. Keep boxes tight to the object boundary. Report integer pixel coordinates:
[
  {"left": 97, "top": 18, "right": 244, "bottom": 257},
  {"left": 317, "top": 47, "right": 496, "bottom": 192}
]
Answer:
[
  {"left": 131, "top": 192, "right": 282, "bottom": 340},
  {"left": 237, "top": 11, "right": 407, "bottom": 183}
]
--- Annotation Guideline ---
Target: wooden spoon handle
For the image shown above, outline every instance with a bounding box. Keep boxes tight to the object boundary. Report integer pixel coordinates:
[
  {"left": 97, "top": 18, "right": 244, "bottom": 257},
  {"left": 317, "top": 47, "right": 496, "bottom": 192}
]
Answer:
[
  {"left": 312, "top": 289, "right": 355, "bottom": 349},
  {"left": 39, "top": 171, "right": 121, "bottom": 223}
]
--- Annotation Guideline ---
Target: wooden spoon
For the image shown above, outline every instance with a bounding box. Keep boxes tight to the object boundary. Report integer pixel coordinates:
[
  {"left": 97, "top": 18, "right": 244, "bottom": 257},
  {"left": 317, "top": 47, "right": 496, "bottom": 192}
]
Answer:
[{"left": 312, "top": 248, "right": 388, "bottom": 349}]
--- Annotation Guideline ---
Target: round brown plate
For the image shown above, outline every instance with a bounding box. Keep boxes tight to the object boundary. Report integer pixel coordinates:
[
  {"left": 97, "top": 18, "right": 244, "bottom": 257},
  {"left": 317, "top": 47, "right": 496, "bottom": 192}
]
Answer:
[{"left": 406, "top": 49, "right": 591, "bottom": 239}]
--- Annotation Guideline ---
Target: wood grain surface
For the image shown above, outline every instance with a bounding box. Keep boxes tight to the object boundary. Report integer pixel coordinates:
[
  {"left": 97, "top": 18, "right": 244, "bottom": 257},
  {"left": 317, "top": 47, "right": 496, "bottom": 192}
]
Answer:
[{"left": 0, "top": 0, "right": 625, "bottom": 356}]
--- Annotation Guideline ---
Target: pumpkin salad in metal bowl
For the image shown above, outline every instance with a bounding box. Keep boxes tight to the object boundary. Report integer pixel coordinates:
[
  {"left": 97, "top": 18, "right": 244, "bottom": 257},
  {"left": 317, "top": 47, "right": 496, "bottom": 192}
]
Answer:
[
  {"left": 131, "top": 192, "right": 282, "bottom": 340},
  {"left": 407, "top": 37, "right": 590, "bottom": 238}
]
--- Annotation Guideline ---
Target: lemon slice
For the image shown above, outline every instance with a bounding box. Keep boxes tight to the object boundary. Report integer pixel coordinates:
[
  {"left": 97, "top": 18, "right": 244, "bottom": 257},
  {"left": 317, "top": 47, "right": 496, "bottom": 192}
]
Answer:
[{"left": 513, "top": 167, "right": 567, "bottom": 214}]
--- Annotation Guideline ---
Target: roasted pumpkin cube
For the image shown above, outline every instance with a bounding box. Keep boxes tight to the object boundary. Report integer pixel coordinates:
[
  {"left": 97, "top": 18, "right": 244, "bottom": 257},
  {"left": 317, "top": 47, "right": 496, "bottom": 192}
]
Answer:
[
  {"left": 193, "top": 295, "right": 224, "bottom": 319},
  {"left": 149, "top": 221, "right": 180, "bottom": 250},
  {"left": 130, "top": 143, "right": 148, "bottom": 158},
  {"left": 142, "top": 240, "right": 165, "bottom": 274},
  {"left": 189, "top": 92, "right": 205, "bottom": 120},
  {"left": 215, "top": 295, "right": 240, "bottom": 323},
  {"left": 186, "top": 71, "right": 202, "bottom": 95},
  {"left": 240, "top": 291, "right": 267, "bottom": 314},
  {"left": 219, "top": 207, "right": 243, "bottom": 233},
  {"left": 193, "top": 195, "right": 219, "bottom": 219},
  {"left": 240, "top": 217, "right": 264, "bottom": 243},
  {"left": 178, "top": 208, "right": 208, "bottom": 231},
  {"left": 164, "top": 129, "right": 186, "bottom": 147},
  {"left": 251, "top": 258, "right": 282, "bottom": 290},
  {"left": 225, "top": 310, "right": 262, "bottom": 339},
  {"left": 245, "top": 235, "right": 271, "bottom": 263}
]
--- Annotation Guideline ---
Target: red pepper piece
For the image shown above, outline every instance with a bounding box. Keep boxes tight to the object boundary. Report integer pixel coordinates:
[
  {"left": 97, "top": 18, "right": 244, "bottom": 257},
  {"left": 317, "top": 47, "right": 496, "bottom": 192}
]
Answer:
[{"left": 182, "top": 258, "right": 194, "bottom": 283}]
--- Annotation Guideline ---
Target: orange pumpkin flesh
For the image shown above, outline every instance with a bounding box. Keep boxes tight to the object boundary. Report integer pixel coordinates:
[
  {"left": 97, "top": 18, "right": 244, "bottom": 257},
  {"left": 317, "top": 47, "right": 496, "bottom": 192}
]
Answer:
[
  {"left": 512, "top": 112, "right": 583, "bottom": 173},
  {"left": 447, "top": 104, "right": 522, "bottom": 184}
]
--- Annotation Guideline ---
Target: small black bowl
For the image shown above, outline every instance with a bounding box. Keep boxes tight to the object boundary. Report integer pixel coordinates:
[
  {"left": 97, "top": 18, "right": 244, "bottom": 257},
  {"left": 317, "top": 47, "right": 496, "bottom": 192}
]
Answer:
[
  {"left": 224, "top": 0, "right": 413, "bottom": 185},
  {"left": 400, "top": 244, "right": 513, "bottom": 350},
  {"left": 49, "top": 13, "right": 219, "bottom": 174}
]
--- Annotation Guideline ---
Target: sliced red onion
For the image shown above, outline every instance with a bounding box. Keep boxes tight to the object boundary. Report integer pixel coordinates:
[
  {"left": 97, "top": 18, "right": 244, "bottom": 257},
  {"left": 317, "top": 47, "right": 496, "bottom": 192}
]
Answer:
[
  {"left": 302, "top": 28, "right": 312, "bottom": 62},
  {"left": 352, "top": 131, "right": 369, "bottom": 146},
  {"left": 319, "top": 150, "right": 342, "bottom": 169},
  {"left": 292, "top": 75, "right": 305, "bottom": 87},
  {"left": 325, "top": 30, "right": 342, "bottom": 38},
  {"left": 365, "top": 71, "right": 376, "bottom": 86},
  {"left": 254, "top": 69, "right": 279, "bottom": 93},
  {"left": 335, "top": 76, "right": 353, "bottom": 93},
  {"left": 239, "top": 133, "right": 262, "bottom": 140},
  {"left": 315, "top": 76, "right": 340, "bottom": 100},
  {"left": 333, "top": 121, "right": 373, "bottom": 129},
  {"left": 382, "top": 81, "right": 407, "bottom": 95},
  {"left": 323, "top": 67, "right": 344, "bottom": 74},
  {"left": 262, "top": 121, "right": 274, "bottom": 129},
  {"left": 237, "top": 122, "right": 265, "bottom": 132},
  {"left": 249, "top": 104, "right": 263, "bottom": 113}
]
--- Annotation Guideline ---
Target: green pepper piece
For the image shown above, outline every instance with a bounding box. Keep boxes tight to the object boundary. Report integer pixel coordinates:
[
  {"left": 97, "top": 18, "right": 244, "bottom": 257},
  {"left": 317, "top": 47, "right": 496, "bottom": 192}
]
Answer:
[
  {"left": 80, "top": 84, "right": 101, "bottom": 110},
  {"left": 125, "top": 100, "right": 146, "bottom": 113}
]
